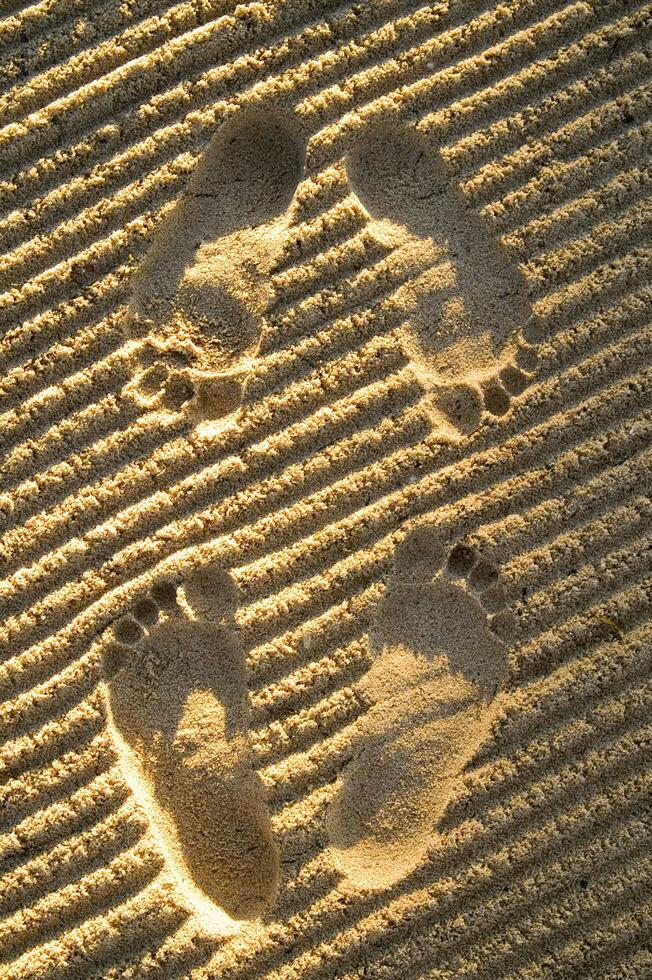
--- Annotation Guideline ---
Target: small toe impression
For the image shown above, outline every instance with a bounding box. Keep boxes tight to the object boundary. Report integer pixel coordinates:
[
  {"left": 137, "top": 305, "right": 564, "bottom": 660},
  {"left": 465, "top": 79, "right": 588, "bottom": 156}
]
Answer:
[
  {"left": 499, "top": 364, "right": 529, "bottom": 396},
  {"left": 133, "top": 596, "right": 159, "bottom": 626},
  {"left": 101, "top": 640, "right": 131, "bottom": 679},
  {"left": 138, "top": 363, "right": 170, "bottom": 394},
  {"left": 150, "top": 579, "right": 179, "bottom": 610},
  {"left": 189, "top": 108, "right": 307, "bottom": 232},
  {"left": 468, "top": 559, "right": 498, "bottom": 592},
  {"left": 481, "top": 379, "right": 511, "bottom": 417},
  {"left": 515, "top": 342, "right": 539, "bottom": 373},
  {"left": 481, "top": 361, "right": 531, "bottom": 418},
  {"left": 161, "top": 372, "right": 195, "bottom": 411},
  {"left": 113, "top": 617, "right": 143, "bottom": 645},
  {"left": 481, "top": 582, "right": 508, "bottom": 614},
  {"left": 183, "top": 563, "right": 239, "bottom": 621}
]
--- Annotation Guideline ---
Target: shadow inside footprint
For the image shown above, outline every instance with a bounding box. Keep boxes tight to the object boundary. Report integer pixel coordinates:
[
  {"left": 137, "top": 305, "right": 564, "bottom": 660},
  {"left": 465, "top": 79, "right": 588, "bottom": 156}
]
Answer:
[
  {"left": 123, "top": 108, "right": 307, "bottom": 426},
  {"left": 100, "top": 565, "right": 278, "bottom": 924},
  {"left": 346, "top": 121, "right": 534, "bottom": 434},
  {"left": 326, "top": 525, "right": 510, "bottom": 890}
]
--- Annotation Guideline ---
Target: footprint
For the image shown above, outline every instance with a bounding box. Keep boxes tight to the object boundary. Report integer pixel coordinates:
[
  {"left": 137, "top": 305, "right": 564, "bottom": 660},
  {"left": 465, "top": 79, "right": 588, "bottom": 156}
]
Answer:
[
  {"left": 346, "top": 121, "right": 534, "bottom": 435},
  {"left": 123, "top": 108, "right": 307, "bottom": 427},
  {"left": 99, "top": 564, "right": 278, "bottom": 923},
  {"left": 326, "top": 525, "right": 510, "bottom": 890}
]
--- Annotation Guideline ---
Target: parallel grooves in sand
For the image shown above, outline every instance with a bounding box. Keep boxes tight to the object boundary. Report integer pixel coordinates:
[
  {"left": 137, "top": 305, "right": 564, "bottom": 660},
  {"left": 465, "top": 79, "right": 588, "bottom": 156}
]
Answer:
[
  {"left": 0, "top": 0, "right": 636, "bottom": 290},
  {"left": 2, "top": 239, "right": 648, "bottom": 588},
  {"left": 1, "top": 0, "right": 650, "bottom": 975},
  {"left": 5, "top": 358, "right": 647, "bottom": 704}
]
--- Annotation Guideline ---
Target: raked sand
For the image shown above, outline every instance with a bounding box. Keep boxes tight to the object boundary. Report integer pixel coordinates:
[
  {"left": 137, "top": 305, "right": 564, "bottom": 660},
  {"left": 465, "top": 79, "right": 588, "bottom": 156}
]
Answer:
[{"left": 1, "top": 0, "right": 651, "bottom": 976}]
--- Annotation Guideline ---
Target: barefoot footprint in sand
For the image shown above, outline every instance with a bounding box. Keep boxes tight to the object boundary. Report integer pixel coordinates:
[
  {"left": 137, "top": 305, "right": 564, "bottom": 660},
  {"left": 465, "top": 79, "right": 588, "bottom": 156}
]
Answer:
[
  {"left": 327, "top": 525, "right": 511, "bottom": 890},
  {"left": 99, "top": 564, "right": 278, "bottom": 923},
  {"left": 123, "top": 109, "right": 306, "bottom": 428},
  {"left": 346, "top": 121, "right": 536, "bottom": 435}
]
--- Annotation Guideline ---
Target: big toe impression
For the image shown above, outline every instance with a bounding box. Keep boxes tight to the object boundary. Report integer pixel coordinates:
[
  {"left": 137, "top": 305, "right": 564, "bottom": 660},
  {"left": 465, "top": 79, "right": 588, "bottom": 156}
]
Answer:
[{"left": 183, "top": 562, "right": 239, "bottom": 621}]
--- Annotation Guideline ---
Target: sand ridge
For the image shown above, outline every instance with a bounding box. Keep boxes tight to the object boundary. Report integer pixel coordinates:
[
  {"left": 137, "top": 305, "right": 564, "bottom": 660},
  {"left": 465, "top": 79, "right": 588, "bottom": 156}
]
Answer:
[{"left": 1, "top": 0, "right": 651, "bottom": 976}]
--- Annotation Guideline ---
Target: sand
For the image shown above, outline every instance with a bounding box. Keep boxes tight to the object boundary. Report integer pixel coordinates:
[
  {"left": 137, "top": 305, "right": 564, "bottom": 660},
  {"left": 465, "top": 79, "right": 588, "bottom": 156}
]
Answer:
[{"left": 0, "top": 0, "right": 650, "bottom": 976}]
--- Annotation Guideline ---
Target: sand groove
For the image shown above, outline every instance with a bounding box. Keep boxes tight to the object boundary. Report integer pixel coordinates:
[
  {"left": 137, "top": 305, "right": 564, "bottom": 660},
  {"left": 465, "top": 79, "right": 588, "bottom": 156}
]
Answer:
[
  {"left": 2, "top": 0, "right": 651, "bottom": 974},
  {"left": 3, "top": 379, "right": 649, "bottom": 713}
]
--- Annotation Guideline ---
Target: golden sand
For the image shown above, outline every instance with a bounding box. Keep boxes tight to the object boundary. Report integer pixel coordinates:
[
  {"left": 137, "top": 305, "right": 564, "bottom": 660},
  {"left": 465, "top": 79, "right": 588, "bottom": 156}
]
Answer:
[{"left": 1, "top": 0, "right": 651, "bottom": 976}]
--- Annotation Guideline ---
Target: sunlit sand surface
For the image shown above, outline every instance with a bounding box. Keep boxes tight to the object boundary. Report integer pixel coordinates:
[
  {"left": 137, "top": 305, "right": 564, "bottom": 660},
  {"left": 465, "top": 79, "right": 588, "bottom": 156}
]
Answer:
[{"left": 1, "top": 0, "right": 650, "bottom": 976}]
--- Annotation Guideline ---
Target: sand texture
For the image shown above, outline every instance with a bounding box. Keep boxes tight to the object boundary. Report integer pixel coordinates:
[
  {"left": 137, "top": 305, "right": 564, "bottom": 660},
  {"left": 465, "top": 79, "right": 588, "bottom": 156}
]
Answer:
[{"left": 1, "top": 0, "right": 651, "bottom": 976}]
